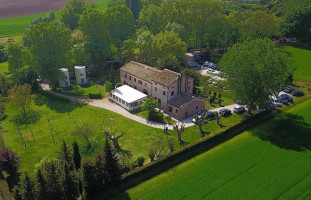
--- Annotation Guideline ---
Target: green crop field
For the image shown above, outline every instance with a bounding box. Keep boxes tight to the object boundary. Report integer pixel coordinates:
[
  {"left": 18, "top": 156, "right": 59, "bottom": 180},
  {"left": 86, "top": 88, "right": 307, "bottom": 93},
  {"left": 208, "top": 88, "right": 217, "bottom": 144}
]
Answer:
[
  {"left": 2, "top": 93, "right": 244, "bottom": 175},
  {"left": 281, "top": 46, "right": 311, "bottom": 82},
  {"left": 115, "top": 98, "right": 311, "bottom": 200},
  {"left": 0, "top": 0, "right": 109, "bottom": 38}
]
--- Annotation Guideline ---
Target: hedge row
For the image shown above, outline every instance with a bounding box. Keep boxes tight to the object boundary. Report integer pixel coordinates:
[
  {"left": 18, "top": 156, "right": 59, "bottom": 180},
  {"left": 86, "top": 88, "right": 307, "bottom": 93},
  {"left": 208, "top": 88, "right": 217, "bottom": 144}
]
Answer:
[
  {"left": 88, "top": 93, "right": 102, "bottom": 99},
  {"left": 97, "top": 110, "right": 274, "bottom": 199},
  {"left": 37, "top": 88, "right": 71, "bottom": 102}
]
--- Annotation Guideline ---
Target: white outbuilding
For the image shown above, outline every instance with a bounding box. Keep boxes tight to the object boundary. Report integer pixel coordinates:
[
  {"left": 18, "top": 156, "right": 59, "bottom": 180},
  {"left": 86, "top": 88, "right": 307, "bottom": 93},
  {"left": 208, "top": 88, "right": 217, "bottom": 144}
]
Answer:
[
  {"left": 59, "top": 68, "right": 70, "bottom": 88},
  {"left": 75, "top": 66, "right": 86, "bottom": 85},
  {"left": 109, "top": 85, "right": 147, "bottom": 111}
]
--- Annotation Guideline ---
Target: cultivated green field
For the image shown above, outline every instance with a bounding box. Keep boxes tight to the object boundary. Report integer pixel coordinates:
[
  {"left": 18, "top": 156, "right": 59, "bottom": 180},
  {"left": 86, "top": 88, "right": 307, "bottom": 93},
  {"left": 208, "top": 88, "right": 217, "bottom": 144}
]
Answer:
[
  {"left": 0, "top": 0, "right": 109, "bottom": 38},
  {"left": 281, "top": 46, "right": 311, "bottom": 82},
  {"left": 0, "top": 62, "right": 8, "bottom": 72},
  {"left": 2, "top": 93, "right": 244, "bottom": 175},
  {"left": 116, "top": 98, "right": 311, "bottom": 200}
]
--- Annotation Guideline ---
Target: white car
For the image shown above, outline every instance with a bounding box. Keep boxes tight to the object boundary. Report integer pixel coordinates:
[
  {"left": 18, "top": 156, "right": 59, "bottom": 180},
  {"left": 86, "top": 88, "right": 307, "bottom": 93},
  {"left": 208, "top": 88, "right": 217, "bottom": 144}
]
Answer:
[
  {"left": 270, "top": 95, "right": 282, "bottom": 107},
  {"left": 233, "top": 105, "right": 245, "bottom": 114}
]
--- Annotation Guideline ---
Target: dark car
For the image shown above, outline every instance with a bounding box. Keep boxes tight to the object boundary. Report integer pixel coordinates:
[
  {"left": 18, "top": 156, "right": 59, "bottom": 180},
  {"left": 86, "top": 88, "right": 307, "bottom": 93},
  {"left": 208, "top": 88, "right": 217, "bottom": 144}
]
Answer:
[
  {"left": 291, "top": 90, "right": 304, "bottom": 96},
  {"left": 284, "top": 87, "right": 294, "bottom": 93},
  {"left": 219, "top": 108, "right": 231, "bottom": 117},
  {"left": 279, "top": 94, "right": 293, "bottom": 103},
  {"left": 278, "top": 97, "right": 289, "bottom": 105},
  {"left": 206, "top": 111, "right": 216, "bottom": 120}
]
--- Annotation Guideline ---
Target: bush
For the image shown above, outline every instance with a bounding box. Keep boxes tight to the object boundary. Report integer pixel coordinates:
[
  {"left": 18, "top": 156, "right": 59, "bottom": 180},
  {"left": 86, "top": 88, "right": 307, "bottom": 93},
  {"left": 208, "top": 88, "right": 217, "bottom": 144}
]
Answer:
[
  {"left": 165, "top": 116, "right": 172, "bottom": 124},
  {"left": 137, "top": 156, "right": 145, "bottom": 167},
  {"left": 148, "top": 150, "right": 155, "bottom": 161},
  {"left": 148, "top": 111, "right": 164, "bottom": 123},
  {"left": 105, "top": 81, "right": 113, "bottom": 92},
  {"left": 88, "top": 93, "right": 102, "bottom": 99}
]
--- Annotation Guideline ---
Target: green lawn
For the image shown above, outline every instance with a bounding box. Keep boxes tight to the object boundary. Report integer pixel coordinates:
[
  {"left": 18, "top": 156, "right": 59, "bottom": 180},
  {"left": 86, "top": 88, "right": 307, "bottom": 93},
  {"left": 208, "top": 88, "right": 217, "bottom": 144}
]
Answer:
[
  {"left": 115, "top": 98, "right": 311, "bottom": 200},
  {"left": 0, "top": 0, "right": 109, "bottom": 38},
  {"left": 281, "top": 46, "right": 311, "bottom": 82},
  {"left": 0, "top": 62, "right": 8, "bottom": 72},
  {"left": 2, "top": 93, "right": 245, "bottom": 176}
]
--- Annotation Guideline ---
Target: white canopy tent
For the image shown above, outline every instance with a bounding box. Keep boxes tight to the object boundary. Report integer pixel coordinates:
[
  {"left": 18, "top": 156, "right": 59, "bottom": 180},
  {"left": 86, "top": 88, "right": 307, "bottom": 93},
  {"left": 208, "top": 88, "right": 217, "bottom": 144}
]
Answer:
[{"left": 109, "top": 85, "right": 147, "bottom": 111}]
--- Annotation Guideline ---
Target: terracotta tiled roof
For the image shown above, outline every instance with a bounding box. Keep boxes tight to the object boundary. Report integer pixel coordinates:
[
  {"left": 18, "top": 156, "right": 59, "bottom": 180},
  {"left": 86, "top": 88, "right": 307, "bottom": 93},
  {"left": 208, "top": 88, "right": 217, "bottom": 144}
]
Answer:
[
  {"left": 168, "top": 94, "right": 205, "bottom": 108},
  {"left": 120, "top": 61, "right": 161, "bottom": 83},
  {"left": 152, "top": 69, "right": 180, "bottom": 88}
]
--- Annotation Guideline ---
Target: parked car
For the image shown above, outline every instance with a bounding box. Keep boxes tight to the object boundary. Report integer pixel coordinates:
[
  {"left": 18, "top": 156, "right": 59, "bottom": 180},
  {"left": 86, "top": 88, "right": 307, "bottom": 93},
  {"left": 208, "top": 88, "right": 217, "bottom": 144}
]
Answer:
[
  {"left": 291, "top": 89, "right": 304, "bottom": 96},
  {"left": 219, "top": 108, "right": 231, "bottom": 117},
  {"left": 203, "top": 61, "right": 219, "bottom": 70},
  {"left": 233, "top": 105, "right": 245, "bottom": 114},
  {"left": 270, "top": 95, "right": 282, "bottom": 107},
  {"left": 266, "top": 101, "right": 276, "bottom": 110},
  {"left": 206, "top": 111, "right": 216, "bottom": 120},
  {"left": 36, "top": 76, "right": 42, "bottom": 83},
  {"left": 278, "top": 93, "right": 293, "bottom": 103},
  {"left": 279, "top": 97, "right": 289, "bottom": 105},
  {"left": 284, "top": 87, "right": 294, "bottom": 94}
]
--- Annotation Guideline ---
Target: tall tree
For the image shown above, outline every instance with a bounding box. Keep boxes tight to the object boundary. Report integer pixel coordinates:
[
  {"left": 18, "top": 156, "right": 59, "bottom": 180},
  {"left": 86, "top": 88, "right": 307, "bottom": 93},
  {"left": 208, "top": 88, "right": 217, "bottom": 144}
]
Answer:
[
  {"left": 58, "top": 140, "right": 74, "bottom": 171},
  {"left": 82, "top": 160, "right": 97, "bottom": 199},
  {"left": 103, "top": 138, "right": 120, "bottom": 184},
  {"left": 229, "top": 10, "right": 280, "bottom": 41},
  {"left": 280, "top": 0, "right": 311, "bottom": 42},
  {"left": 19, "top": 173, "right": 35, "bottom": 200},
  {"left": 219, "top": 38, "right": 295, "bottom": 113},
  {"left": 8, "top": 84, "right": 32, "bottom": 116},
  {"left": 79, "top": 8, "right": 111, "bottom": 71},
  {"left": 40, "top": 159, "right": 63, "bottom": 200},
  {"left": 104, "top": 4, "right": 136, "bottom": 46},
  {"left": 60, "top": 0, "right": 86, "bottom": 30},
  {"left": 0, "top": 148, "right": 20, "bottom": 177},
  {"left": 61, "top": 163, "right": 79, "bottom": 200},
  {"left": 24, "top": 21, "right": 72, "bottom": 87},
  {"left": 72, "top": 141, "right": 81, "bottom": 170},
  {"left": 34, "top": 169, "right": 47, "bottom": 200}
]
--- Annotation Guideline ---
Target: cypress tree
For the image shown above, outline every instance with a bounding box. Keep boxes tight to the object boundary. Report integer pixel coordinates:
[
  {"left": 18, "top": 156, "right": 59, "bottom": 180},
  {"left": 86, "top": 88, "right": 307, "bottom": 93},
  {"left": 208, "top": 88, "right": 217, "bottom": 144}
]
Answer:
[
  {"left": 58, "top": 140, "right": 74, "bottom": 171},
  {"left": 34, "top": 169, "right": 47, "bottom": 200},
  {"left": 20, "top": 173, "right": 35, "bottom": 200},
  {"left": 61, "top": 163, "right": 79, "bottom": 200},
  {"left": 94, "top": 151, "right": 106, "bottom": 192},
  {"left": 11, "top": 186, "right": 22, "bottom": 200},
  {"left": 72, "top": 141, "right": 81, "bottom": 170},
  {"left": 42, "top": 159, "right": 63, "bottom": 200},
  {"left": 110, "top": 65, "right": 115, "bottom": 86},
  {"left": 103, "top": 138, "right": 120, "bottom": 184},
  {"left": 82, "top": 160, "right": 97, "bottom": 199}
]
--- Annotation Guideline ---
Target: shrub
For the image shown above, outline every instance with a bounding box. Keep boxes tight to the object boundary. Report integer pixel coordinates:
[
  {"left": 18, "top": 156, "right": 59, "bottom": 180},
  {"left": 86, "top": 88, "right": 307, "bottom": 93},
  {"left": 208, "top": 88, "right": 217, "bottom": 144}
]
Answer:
[
  {"left": 148, "top": 111, "right": 164, "bottom": 123},
  {"left": 88, "top": 93, "right": 102, "bottom": 99},
  {"left": 165, "top": 116, "right": 172, "bottom": 123},
  {"left": 105, "top": 81, "right": 113, "bottom": 92},
  {"left": 137, "top": 156, "right": 145, "bottom": 167},
  {"left": 148, "top": 150, "right": 155, "bottom": 161}
]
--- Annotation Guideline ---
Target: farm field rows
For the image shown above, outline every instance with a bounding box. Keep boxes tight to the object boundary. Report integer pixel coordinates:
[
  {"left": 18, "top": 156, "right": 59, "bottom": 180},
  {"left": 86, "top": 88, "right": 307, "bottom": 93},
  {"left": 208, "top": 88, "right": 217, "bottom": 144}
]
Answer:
[
  {"left": 0, "top": 0, "right": 109, "bottom": 38},
  {"left": 115, "top": 98, "right": 311, "bottom": 200}
]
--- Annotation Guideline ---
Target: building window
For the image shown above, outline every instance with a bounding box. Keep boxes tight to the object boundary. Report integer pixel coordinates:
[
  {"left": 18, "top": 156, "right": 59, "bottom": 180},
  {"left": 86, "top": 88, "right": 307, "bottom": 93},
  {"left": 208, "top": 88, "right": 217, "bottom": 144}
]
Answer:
[
  {"left": 80, "top": 74, "right": 83, "bottom": 76},
  {"left": 125, "top": 74, "right": 127, "bottom": 78},
  {"left": 176, "top": 109, "right": 179, "bottom": 113},
  {"left": 126, "top": 102, "right": 129, "bottom": 107},
  {"left": 129, "top": 76, "right": 132, "bottom": 80},
  {"left": 196, "top": 106, "right": 198, "bottom": 109},
  {"left": 138, "top": 80, "right": 142, "bottom": 85},
  {"left": 144, "top": 83, "right": 147, "bottom": 87},
  {"left": 134, "top": 78, "right": 136, "bottom": 82},
  {"left": 154, "top": 87, "right": 157, "bottom": 92},
  {"left": 188, "top": 86, "right": 191, "bottom": 91},
  {"left": 163, "top": 91, "right": 166, "bottom": 96},
  {"left": 169, "top": 106, "right": 173, "bottom": 112},
  {"left": 171, "top": 91, "right": 174, "bottom": 96},
  {"left": 122, "top": 100, "right": 125, "bottom": 104}
]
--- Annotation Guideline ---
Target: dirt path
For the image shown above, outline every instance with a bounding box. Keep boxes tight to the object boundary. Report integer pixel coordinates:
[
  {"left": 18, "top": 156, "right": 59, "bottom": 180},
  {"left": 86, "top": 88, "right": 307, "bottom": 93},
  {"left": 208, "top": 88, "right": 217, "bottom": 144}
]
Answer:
[
  {"left": 0, "top": 0, "right": 99, "bottom": 19},
  {"left": 41, "top": 84, "right": 239, "bottom": 130}
]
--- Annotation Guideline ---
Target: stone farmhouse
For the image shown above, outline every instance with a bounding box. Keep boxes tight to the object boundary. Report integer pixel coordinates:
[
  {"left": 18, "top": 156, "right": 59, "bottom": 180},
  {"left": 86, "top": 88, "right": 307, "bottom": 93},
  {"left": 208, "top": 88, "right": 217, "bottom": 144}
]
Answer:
[{"left": 120, "top": 61, "right": 206, "bottom": 119}]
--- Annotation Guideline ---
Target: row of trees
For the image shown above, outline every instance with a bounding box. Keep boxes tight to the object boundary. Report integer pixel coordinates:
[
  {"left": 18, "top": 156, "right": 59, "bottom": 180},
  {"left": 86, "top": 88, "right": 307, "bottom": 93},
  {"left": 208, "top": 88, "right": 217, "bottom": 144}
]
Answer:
[{"left": 12, "top": 139, "right": 121, "bottom": 200}]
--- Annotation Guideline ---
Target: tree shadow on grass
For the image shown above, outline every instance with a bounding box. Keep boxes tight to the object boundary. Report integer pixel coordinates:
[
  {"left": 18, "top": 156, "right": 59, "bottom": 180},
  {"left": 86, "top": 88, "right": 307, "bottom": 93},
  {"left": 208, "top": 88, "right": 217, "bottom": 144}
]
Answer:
[
  {"left": 116, "top": 147, "right": 132, "bottom": 158},
  {"left": 253, "top": 113, "right": 311, "bottom": 151},
  {"left": 11, "top": 110, "right": 41, "bottom": 125},
  {"left": 34, "top": 95, "right": 84, "bottom": 113}
]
